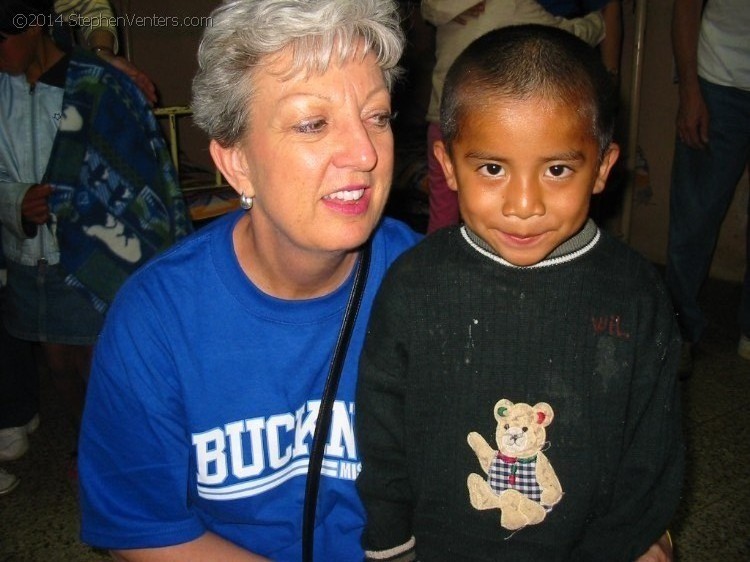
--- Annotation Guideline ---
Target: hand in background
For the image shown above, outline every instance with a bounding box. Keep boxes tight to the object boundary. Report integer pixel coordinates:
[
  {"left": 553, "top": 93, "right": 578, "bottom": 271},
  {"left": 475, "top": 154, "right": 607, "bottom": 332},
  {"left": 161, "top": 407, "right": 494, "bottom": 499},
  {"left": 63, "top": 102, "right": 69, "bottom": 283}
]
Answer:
[
  {"left": 676, "top": 83, "right": 709, "bottom": 150},
  {"left": 22, "top": 184, "right": 52, "bottom": 225},
  {"left": 97, "top": 51, "right": 158, "bottom": 105},
  {"left": 86, "top": 28, "right": 158, "bottom": 105},
  {"left": 21, "top": 183, "right": 53, "bottom": 236}
]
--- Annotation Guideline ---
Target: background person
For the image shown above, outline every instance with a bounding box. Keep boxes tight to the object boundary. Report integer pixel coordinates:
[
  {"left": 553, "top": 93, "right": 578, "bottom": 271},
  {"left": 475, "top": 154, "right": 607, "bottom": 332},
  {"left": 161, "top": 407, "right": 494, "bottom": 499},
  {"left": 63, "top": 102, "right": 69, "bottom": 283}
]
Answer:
[
  {"left": 54, "top": 0, "right": 157, "bottom": 103},
  {"left": 77, "top": 1, "right": 419, "bottom": 560},
  {"left": 665, "top": 0, "right": 750, "bottom": 378},
  {"left": 422, "top": 0, "right": 620, "bottom": 234},
  {"left": 0, "top": 0, "right": 190, "bottom": 459},
  {"left": 0, "top": 0, "right": 163, "bottom": 492}
]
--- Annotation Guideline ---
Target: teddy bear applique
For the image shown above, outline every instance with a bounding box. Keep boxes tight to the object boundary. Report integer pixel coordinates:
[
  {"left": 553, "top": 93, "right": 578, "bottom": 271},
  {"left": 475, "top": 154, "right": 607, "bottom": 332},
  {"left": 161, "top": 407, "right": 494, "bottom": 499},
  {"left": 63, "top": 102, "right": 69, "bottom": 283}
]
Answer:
[{"left": 467, "top": 399, "right": 563, "bottom": 531}]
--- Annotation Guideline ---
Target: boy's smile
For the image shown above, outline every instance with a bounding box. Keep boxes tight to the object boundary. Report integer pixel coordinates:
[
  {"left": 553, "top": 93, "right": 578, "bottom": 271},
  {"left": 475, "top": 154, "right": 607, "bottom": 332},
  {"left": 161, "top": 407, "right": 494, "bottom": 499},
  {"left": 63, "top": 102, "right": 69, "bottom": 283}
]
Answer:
[{"left": 435, "top": 95, "right": 619, "bottom": 267}]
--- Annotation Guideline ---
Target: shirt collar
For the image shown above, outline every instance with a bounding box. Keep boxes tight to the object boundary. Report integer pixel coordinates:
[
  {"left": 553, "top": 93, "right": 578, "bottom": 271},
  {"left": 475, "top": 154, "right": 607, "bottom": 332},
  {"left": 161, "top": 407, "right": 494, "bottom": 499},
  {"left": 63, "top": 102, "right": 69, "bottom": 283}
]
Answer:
[{"left": 461, "top": 218, "right": 600, "bottom": 269}]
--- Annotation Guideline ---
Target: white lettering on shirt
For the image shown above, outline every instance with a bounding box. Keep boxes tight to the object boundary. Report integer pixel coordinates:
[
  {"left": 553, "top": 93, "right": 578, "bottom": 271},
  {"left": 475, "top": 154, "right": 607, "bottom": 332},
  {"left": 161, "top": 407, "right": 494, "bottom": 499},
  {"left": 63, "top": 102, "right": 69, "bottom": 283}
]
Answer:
[{"left": 193, "top": 400, "right": 359, "bottom": 501}]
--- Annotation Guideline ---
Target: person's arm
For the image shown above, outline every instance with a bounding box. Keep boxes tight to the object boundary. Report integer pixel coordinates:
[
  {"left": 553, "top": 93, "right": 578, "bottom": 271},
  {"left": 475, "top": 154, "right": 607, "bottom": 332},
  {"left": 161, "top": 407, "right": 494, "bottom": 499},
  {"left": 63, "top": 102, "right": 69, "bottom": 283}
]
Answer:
[
  {"left": 78, "top": 291, "right": 262, "bottom": 559},
  {"left": 552, "top": 9, "right": 606, "bottom": 47},
  {"left": 600, "top": 0, "right": 622, "bottom": 78},
  {"left": 84, "top": 27, "right": 158, "bottom": 104},
  {"left": 356, "top": 272, "right": 416, "bottom": 562},
  {"left": 54, "top": 0, "right": 157, "bottom": 104},
  {"left": 672, "top": 0, "right": 707, "bottom": 149},
  {"left": 55, "top": 0, "right": 119, "bottom": 50},
  {"left": 111, "top": 533, "right": 271, "bottom": 562},
  {"left": 421, "top": 0, "right": 485, "bottom": 27}
]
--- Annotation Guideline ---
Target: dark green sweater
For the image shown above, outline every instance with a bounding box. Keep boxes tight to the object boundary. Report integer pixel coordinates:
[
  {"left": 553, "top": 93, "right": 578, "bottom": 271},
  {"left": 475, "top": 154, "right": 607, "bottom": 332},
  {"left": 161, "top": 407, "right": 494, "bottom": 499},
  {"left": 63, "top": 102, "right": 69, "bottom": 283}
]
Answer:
[{"left": 356, "top": 223, "right": 684, "bottom": 562}]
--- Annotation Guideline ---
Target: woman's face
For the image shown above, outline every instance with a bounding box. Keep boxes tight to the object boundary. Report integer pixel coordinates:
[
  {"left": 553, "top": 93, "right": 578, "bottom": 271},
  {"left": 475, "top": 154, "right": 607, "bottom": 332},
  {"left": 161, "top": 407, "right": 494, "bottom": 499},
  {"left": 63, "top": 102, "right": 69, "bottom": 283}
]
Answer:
[{"left": 220, "top": 46, "right": 394, "bottom": 257}]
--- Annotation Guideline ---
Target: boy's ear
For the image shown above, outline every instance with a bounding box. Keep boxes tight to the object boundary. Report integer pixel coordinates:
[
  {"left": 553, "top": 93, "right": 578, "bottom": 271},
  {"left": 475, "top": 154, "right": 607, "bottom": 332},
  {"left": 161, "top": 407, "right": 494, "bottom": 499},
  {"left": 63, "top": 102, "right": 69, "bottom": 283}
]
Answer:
[
  {"left": 209, "top": 139, "right": 255, "bottom": 198},
  {"left": 593, "top": 143, "right": 620, "bottom": 194},
  {"left": 433, "top": 140, "right": 459, "bottom": 193}
]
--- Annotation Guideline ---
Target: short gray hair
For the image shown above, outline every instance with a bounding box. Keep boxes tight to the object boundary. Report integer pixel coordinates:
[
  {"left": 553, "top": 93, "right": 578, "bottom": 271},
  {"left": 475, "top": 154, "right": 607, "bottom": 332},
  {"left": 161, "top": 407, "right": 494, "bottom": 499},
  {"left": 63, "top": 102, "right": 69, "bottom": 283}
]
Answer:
[{"left": 192, "top": 0, "right": 405, "bottom": 147}]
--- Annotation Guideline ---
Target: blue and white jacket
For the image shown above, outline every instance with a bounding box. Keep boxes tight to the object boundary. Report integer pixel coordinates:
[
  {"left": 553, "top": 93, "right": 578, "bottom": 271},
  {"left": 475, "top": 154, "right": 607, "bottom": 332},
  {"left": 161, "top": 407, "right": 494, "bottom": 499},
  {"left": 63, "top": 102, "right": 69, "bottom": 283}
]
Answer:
[{"left": 0, "top": 65, "right": 64, "bottom": 267}]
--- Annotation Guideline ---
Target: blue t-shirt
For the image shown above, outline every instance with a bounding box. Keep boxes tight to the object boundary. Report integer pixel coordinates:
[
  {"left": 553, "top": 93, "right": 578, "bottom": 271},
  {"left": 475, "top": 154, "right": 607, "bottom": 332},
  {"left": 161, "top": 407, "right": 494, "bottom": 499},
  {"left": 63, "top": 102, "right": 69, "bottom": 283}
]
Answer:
[
  {"left": 79, "top": 210, "right": 420, "bottom": 560},
  {"left": 541, "top": 0, "right": 611, "bottom": 17}
]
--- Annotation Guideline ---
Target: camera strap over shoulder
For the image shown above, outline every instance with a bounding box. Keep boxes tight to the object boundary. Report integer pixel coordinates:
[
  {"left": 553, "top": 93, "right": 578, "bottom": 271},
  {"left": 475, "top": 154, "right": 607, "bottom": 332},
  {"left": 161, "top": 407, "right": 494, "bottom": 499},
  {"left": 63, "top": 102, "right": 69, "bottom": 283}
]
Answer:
[{"left": 302, "top": 241, "right": 372, "bottom": 562}]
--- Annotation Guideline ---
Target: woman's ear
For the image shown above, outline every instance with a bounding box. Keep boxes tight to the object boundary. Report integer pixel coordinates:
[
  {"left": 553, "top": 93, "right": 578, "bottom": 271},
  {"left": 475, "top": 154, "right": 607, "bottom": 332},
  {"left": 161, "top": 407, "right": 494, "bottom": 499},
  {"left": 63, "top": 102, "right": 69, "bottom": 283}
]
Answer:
[
  {"left": 593, "top": 142, "right": 620, "bottom": 194},
  {"left": 209, "top": 139, "right": 254, "bottom": 197},
  {"left": 433, "top": 140, "right": 459, "bottom": 193}
]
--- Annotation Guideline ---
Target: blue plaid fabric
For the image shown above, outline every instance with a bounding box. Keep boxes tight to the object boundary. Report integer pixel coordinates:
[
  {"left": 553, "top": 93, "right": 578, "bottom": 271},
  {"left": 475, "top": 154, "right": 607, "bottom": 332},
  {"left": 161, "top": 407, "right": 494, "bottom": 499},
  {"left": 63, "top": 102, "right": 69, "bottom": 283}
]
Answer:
[
  {"left": 46, "top": 49, "right": 192, "bottom": 312},
  {"left": 487, "top": 453, "right": 541, "bottom": 501}
]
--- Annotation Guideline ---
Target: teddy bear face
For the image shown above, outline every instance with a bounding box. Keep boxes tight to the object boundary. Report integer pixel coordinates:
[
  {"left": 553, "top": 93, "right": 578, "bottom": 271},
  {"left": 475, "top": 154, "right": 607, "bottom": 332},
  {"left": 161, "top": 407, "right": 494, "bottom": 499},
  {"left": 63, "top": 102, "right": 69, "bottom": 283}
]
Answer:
[{"left": 493, "top": 400, "right": 554, "bottom": 459}]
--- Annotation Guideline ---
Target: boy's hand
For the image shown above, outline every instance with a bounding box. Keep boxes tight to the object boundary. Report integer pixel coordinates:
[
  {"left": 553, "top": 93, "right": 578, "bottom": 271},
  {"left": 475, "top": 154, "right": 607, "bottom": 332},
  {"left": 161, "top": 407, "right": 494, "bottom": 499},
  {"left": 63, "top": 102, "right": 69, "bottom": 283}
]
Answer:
[
  {"left": 453, "top": 1, "right": 486, "bottom": 25},
  {"left": 634, "top": 532, "right": 673, "bottom": 562}
]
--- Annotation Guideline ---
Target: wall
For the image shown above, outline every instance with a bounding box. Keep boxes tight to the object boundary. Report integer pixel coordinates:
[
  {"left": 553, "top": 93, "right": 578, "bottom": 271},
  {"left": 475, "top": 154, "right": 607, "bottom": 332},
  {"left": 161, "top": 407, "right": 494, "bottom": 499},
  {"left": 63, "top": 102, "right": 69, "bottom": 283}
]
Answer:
[{"left": 111, "top": 0, "right": 212, "bottom": 170}]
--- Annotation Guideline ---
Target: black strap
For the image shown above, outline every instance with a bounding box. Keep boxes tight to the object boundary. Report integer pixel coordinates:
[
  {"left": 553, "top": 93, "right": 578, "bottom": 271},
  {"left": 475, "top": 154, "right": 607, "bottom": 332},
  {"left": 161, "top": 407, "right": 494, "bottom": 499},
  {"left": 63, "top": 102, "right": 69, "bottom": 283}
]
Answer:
[{"left": 302, "top": 243, "right": 372, "bottom": 562}]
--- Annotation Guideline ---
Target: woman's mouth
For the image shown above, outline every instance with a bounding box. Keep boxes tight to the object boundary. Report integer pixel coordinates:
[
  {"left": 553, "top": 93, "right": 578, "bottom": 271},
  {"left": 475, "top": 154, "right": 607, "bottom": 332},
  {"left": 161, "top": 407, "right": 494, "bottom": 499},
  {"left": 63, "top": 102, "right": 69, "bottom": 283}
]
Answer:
[
  {"left": 322, "top": 187, "right": 370, "bottom": 215},
  {"left": 323, "top": 188, "right": 365, "bottom": 202}
]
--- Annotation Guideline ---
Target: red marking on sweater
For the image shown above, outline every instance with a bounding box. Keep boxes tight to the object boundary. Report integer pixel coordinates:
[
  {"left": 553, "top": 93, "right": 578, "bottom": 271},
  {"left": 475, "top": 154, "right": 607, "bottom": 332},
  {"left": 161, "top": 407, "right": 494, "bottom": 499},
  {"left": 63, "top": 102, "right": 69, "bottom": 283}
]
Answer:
[{"left": 591, "top": 315, "right": 631, "bottom": 340}]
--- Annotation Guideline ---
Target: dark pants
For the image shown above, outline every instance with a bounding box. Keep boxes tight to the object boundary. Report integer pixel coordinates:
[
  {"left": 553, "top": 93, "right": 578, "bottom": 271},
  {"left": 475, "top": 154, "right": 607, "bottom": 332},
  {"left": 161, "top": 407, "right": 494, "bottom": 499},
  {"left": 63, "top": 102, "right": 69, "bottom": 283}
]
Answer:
[
  {"left": 0, "top": 288, "right": 38, "bottom": 428},
  {"left": 666, "top": 78, "right": 750, "bottom": 343}
]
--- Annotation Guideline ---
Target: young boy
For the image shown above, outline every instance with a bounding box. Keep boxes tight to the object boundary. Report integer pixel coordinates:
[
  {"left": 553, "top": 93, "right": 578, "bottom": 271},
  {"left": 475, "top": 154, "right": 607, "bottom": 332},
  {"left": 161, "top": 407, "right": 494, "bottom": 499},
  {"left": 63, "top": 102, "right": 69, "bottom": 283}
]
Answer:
[
  {"left": 421, "top": 0, "right": 607, "bottom": 233},
  {"left": 356, "top": 25, "right": 684, "bottom": 562}
]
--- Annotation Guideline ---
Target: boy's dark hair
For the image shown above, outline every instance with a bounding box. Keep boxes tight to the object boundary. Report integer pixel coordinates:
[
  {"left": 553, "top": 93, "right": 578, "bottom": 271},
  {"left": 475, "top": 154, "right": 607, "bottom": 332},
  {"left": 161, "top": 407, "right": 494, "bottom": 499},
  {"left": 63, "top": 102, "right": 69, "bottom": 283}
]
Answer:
[{"left": 440, "top": 24, "right": 617, "bottom": 157}]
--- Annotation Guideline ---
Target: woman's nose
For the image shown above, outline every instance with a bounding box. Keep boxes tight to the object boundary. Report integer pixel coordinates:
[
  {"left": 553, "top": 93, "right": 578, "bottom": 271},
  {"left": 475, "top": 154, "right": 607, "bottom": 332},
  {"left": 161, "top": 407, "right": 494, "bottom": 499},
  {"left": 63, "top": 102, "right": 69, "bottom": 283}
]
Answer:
[{"left": 333, "top": 119, "right": 379, "bottom": 171}]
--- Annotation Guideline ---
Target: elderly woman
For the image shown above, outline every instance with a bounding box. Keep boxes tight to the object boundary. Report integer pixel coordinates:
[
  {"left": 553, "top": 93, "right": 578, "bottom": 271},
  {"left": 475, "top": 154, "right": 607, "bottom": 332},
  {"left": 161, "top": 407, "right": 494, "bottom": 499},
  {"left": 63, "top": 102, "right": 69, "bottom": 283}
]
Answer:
[{"left": 78, "top": 0, "right": 419, "bottom": 560}]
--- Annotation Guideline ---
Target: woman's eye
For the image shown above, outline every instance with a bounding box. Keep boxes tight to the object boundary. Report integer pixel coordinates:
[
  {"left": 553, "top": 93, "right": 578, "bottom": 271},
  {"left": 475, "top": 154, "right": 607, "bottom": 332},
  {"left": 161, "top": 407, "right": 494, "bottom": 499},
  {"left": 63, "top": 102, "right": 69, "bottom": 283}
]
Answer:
[
  {"left": 547, "top": 165, "right": 572, "bottom": 178},
  {"left": 480, "top": 163, "right": 504, "bottom": 177},
  {"left": 294, "top": 119, "right": 327, "bottom": 134},
  {"left": 370, "top": 111, "right": 395, "bottom": 129}
]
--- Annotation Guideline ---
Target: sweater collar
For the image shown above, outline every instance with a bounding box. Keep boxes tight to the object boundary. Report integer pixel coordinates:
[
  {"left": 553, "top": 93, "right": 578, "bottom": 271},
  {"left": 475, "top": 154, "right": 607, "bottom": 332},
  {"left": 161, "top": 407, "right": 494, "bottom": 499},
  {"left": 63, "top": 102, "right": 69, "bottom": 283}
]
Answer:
[{"left": 461, "top": 218, "right": 600, "bottom": 269}]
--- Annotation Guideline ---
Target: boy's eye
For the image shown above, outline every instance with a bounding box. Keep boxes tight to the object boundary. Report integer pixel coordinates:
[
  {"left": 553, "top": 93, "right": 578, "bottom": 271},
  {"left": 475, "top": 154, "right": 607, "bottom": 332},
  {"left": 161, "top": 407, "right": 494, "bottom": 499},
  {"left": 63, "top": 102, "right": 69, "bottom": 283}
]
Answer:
[
  {"left": 294, "top": 119, "right": 327, "bottom": 134},
  {"left": 546, "top": 165, "right": 573, "bottom": 178},
  {"left": 480, "top": 163, "right": 504, "bottom": 177}
]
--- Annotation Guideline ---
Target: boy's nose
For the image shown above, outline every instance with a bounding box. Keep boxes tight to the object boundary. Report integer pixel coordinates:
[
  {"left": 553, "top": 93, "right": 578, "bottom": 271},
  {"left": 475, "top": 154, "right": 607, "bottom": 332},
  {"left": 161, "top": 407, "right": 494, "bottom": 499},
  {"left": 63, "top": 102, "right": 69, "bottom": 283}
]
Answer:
[{"left": 502, "top": 177, "right": 545, "bottom": 219}]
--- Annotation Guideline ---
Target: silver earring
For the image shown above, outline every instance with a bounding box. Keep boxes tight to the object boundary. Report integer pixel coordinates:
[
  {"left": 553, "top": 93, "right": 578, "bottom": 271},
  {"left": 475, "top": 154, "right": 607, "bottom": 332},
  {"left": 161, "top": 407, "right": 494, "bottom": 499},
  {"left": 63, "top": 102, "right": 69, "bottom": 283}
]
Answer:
[{"left": 240, "top": 192, "right": 253, "bottom": 210}]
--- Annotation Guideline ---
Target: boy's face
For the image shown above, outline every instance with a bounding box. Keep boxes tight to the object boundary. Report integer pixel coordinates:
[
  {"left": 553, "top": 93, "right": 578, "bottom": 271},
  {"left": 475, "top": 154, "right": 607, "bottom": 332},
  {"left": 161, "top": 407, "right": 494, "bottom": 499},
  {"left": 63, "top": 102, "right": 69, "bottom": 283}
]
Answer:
[{"left": 434, "top": 95, "right": 619, "bottom": 267}]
